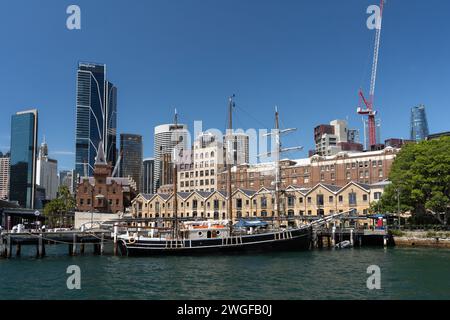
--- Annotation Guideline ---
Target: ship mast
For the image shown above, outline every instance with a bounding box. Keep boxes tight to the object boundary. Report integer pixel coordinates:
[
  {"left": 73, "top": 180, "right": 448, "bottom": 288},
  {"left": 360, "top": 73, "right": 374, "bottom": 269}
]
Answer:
[
  {"left": 274, "top": 107, "right": 281, "bottom": 221},
  {"left": 260, "top": 107, "right": 303, "bottom": 228},
  {"left": 226, "top": 95, "right": 235, "bottom": 233},
  {"left": 172, "top": 109, "right": 179, "bottom": 239}
]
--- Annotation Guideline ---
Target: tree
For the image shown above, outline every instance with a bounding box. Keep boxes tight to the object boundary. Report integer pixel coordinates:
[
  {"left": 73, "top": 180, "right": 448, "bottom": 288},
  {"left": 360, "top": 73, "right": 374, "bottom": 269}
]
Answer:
[
  {"left": 43, "top": 185, "right": 76, "bottom": 227},
  {"left": 377, "top": 137, "right": 450, "bottom": 224}
]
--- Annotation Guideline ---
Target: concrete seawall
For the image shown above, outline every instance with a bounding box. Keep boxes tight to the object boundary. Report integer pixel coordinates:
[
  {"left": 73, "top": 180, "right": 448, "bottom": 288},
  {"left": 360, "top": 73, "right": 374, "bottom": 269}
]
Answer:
[{"left": 394, "top": 236, "right": 450, "bottom": 248}]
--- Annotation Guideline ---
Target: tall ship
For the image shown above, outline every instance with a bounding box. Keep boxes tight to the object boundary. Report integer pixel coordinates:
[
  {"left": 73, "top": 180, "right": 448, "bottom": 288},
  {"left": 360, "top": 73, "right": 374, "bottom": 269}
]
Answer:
[{"left": 118, "top": 97, "right": 312, "bottom": 256}]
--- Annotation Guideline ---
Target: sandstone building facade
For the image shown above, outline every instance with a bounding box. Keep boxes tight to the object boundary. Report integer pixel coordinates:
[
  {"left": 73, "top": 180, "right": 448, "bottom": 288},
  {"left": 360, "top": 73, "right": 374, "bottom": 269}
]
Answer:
[{"left": 130, "top": 180, "right": 389, "bottom": 229}]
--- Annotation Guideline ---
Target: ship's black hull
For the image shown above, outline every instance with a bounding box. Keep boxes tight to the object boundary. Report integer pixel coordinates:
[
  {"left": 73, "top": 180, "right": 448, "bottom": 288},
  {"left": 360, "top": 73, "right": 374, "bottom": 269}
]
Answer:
[{"left": 119, "top": 227, "right": 312, "bottom": 256}]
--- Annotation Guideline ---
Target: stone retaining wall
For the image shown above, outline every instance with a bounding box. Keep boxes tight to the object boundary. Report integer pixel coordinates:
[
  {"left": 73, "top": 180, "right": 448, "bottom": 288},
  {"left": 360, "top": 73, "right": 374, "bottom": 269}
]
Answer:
[{"left": 394, "top": 236, "right": 450, "bottom": 248}]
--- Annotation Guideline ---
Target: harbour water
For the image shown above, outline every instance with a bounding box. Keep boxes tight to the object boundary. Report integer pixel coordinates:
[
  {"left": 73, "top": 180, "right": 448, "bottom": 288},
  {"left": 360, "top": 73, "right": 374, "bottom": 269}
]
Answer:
[{"left": 0, "top": 246, "right": 449, "bottom": 300}]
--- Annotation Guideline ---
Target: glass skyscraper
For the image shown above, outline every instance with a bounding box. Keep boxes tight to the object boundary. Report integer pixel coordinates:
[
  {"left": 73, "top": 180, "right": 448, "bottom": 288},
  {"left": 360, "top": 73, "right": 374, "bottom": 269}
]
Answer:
[
  {"left": 106, "top": 81, "right": 117, "bottom": 166},
  {"left": 9, "top": 109, "right": 38, "bottom": 208},
  {"left": 410, "top": 104, "right": 429, "bottom": 142},
  {"left": 75, "top": 62, "right": 117, "bottom": 177},
  {"left": 120, "top": 134, "right": 143, "bottom": 192},
  {"left": 142, "top": 157, "right": 155, "bottom": 194}
]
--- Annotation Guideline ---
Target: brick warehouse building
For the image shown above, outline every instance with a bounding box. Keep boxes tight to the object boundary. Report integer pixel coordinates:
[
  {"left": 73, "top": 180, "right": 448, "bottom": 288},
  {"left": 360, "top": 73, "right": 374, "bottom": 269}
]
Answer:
[
  {"left": 217, "top": 147, "right": 399, "bottom": 191},
  {"left": 76, "top": 142, "right": 137, "bottom": 213}
]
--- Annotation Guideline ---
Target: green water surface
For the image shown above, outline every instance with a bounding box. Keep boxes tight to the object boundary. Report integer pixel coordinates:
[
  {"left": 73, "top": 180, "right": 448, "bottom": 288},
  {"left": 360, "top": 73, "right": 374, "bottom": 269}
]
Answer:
[{"left": 0, "top": 246, "right": 449, "bottom": 300}]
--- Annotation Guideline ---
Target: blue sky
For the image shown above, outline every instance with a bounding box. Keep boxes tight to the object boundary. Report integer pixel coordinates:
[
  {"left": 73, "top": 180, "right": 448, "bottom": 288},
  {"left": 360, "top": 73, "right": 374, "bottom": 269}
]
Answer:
[{"left": 1, "top": 0, "right": 449, "bottom": 171}]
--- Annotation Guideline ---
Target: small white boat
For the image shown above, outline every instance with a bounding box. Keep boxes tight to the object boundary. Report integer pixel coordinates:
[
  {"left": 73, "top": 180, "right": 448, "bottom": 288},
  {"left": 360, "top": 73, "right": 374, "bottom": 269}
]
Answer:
[{"left": 335, "top": 240, "right": 353, "bottom": 249}]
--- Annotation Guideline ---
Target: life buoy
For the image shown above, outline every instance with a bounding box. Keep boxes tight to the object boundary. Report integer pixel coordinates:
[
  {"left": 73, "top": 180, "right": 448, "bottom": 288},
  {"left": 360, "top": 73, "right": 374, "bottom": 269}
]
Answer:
[{"left": 128, "top": 237, "right": 136, "bottom": 244}]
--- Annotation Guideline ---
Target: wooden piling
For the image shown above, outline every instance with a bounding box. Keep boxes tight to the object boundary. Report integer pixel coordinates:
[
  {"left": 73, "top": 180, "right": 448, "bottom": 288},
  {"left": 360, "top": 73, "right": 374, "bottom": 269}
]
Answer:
[
  {"left": 114, "top": 239, "right": 118, "bottom": 256},
  {"left": 113, "top": 224, "right": 118, "bottom": 256},
  {"left": 72, "top": 234, "right": 77, "bottom": 256},
  {"left": 0, "top": 237, "right": 4, "bottom": 258},
  {"left": 318, "top": 235, "right": 323, "bottom": 249},
  {"left": 42, "top": 238, "right": 46, "bottom": 256},
  {"left": 16, "top": 244, "right": 21, "bottom": 257},
  {"left": 37, "top": 234, "right": 45, "bottom": 258},
  {"left": 80, "top": 242, "right": 85, "bottom": 254},
  {"left": 93, "top": 243, "right": 100, "bottom": 255},
  {"left": 100, "top": 233, "right": 104, "bottom": 255},
  {"left": 7, "top": 234, "right": 12, "bottom": 258}
]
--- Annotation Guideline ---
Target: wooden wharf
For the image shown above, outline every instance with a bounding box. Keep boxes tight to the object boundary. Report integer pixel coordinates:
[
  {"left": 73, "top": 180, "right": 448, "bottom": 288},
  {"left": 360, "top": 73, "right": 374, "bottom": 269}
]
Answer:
[{"left": 0, "top": 230, "right": 112, "bottom": 258}]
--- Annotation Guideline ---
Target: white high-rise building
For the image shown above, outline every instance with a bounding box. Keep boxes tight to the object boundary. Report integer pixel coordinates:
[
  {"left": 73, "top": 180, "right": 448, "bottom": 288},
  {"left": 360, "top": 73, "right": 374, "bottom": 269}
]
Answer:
[
  {"left": 36, "top": 139, "right": 59, "bottom": 200},
  {"left": 59, "top": 169, "right": 76, "bottom": 194},
  {"left": 178, "top": 132, "right": 224, "bottom": 193},
  {"left": 153, "top": 123, "right": 189, "bottom": 192},
  {"left": 314, "top": 120, "right": 363, "bottom": 156},
  {"left": 0, "top": 152, "right": 10, "bottom": 200},
  {"left": 224, "top": 133, "right": 249, "bottom": 166}
]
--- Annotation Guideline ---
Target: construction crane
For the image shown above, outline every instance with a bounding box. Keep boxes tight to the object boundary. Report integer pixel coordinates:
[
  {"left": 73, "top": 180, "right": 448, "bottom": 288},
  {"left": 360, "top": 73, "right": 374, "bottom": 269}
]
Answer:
[{"left": 357, "top": 0, "right": 385, "bottom": 149}]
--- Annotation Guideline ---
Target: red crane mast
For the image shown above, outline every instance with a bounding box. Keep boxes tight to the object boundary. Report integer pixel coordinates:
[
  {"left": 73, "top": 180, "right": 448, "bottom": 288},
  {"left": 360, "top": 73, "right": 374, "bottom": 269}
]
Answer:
[{"left": 357, "top": 0, "right": 385, "bottom": 149}]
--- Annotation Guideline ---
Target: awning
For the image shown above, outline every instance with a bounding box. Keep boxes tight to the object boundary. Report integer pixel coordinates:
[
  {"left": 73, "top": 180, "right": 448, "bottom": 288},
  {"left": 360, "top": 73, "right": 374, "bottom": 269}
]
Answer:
[
  {"left": 1, "top": 208, "right": 45, "bottom": 220},
  {"left": 367, "top": 214, "right": 385, "bottom": 219},
  {"left": 234, "top": 219, "right": 268, "bottom": 228}
]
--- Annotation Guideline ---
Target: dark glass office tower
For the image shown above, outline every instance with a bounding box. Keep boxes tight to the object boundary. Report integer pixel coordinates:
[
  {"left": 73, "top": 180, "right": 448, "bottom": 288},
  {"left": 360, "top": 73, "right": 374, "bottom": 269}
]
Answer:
[
  {"left": 75, "top": 62, "right": 117, "bottom": 177},
  {"left": 410, "top": 104, "right": 429, "bottom": 142},
  {"left": 120, "top": 134, "right": 143, "bottom": 192},
  {"left": 9, "top": 109, "right": 38, "bottom": 208},
  {"left": 106, "top": 81, "right": 117, "bottom": 166},
  {"left": 142, "top": 158, "right": 155, "bottom": 194}
]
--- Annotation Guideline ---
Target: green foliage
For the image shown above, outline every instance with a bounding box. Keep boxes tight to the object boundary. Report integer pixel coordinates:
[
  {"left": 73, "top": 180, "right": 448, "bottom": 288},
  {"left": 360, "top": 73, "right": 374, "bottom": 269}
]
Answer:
[
  {"left": 369, "top": 201, "right": 382, "bottom": 214},
  {"left": 377, "top": 137, "right": 450, "bottom": 223},
  {"left": 390, "top": 229, "right": 405, "bottom": 237},
  {"left": 426, "top": 231, "right": 437, "bottom": 238},
  {"left": 43, "top": 185, "right": 76, "bottom": 227},
  {"left": 425, "top": 231, "right": 450, "bottom": 239}
]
